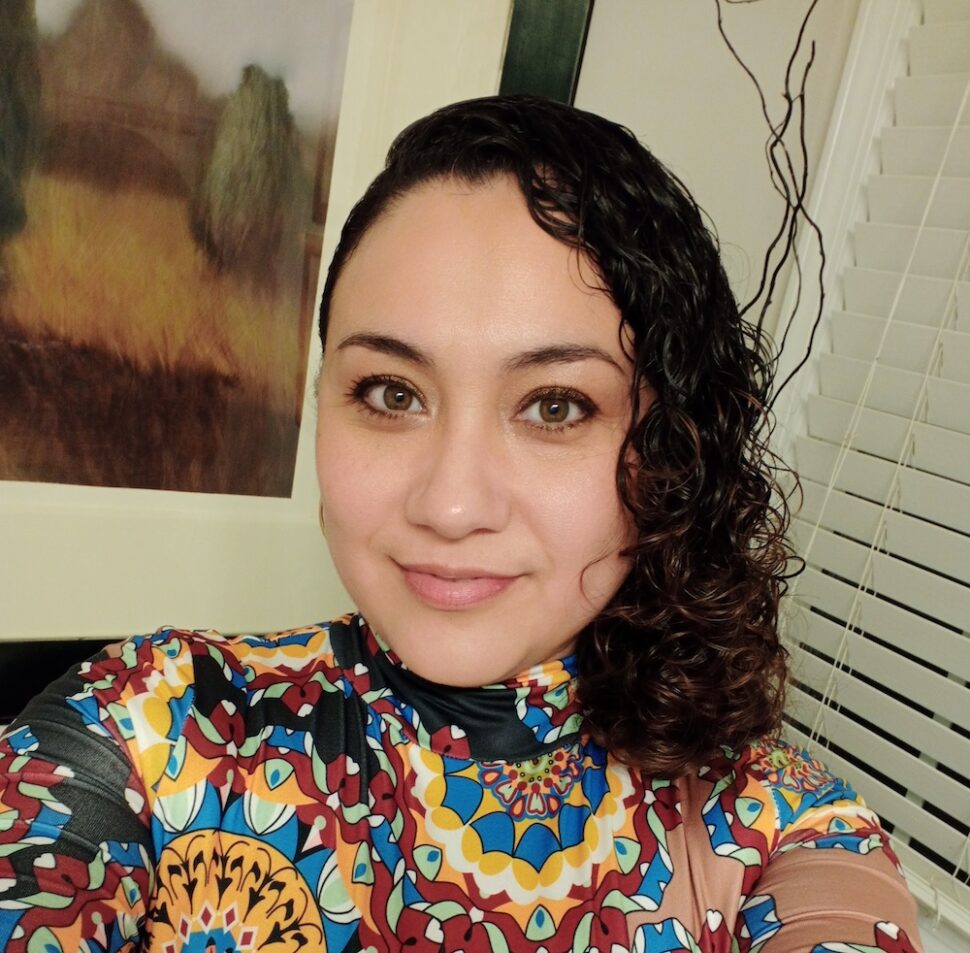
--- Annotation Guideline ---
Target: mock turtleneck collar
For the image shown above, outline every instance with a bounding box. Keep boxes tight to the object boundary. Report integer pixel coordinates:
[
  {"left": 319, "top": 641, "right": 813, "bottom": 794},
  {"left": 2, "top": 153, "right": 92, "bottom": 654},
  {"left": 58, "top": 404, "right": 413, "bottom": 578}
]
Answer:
[{"left": 330, "top": 615, "right": 584, "bottom": 762}]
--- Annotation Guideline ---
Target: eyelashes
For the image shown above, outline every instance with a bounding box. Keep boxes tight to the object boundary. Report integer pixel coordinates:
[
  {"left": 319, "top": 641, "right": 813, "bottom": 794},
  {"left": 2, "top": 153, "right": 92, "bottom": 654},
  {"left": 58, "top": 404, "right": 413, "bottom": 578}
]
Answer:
[
  {"left": 351, "top": 375, "right": 424, "bottom": 416},
  {"left": 346, "top": 375, "right": 599, "bottom": 432}
]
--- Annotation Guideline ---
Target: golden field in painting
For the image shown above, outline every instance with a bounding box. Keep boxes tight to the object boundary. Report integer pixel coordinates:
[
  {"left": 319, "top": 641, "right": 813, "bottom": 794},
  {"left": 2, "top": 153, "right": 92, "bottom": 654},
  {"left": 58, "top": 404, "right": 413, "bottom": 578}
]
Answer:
[
  {"left": 6, "top": 172, "right": 301, "bottom": 408},
  {"left": 0, "top": 173, "right": 307, "bottom": 496}
]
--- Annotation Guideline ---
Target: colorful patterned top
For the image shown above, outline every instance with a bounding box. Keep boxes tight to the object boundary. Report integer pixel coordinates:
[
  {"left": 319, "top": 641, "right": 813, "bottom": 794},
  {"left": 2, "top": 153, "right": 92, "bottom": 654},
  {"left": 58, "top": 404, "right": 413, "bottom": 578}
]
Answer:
[{"left": 0, "top": 615, "right": 921, "bottom": 952}]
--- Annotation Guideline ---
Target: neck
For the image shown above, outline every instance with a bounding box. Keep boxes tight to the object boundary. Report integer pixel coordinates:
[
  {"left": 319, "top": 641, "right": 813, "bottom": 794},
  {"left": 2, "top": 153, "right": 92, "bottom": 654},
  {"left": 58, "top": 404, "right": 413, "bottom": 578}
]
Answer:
[{"left": 334, "top": 615, "right": 585, "bottom": 761}]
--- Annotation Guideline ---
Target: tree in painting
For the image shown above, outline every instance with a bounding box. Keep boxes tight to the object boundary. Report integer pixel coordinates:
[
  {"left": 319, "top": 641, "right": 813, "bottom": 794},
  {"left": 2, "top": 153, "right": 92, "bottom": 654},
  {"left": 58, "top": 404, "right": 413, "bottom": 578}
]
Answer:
[
  {"left": 192, "top": 64, "right": 302, "bottom": 289},
  {"left": 0, "top": 0, "right": 40, "bottom": 243}
]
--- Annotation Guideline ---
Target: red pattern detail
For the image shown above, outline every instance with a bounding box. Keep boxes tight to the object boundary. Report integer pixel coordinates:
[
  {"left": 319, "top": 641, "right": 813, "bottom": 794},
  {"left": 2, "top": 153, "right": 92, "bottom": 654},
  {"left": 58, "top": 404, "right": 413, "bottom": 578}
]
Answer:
[
  {"left": 698, "top": 910, "right": 734, "bottom": 953},
  {"left": 427, "top": 724, "right": 472, "bottom": 759},
  {"left": 875, "top": 923, "right": 919, "bottom": 953},
  {"left": 702, "top": 749, "right": 772, "bottom": 895},
  {"left": 648, "top": 780, "right": 683, "bottom": 833},
  {"left": 8, "top": 851, "right": 148, "bottom": 938}
]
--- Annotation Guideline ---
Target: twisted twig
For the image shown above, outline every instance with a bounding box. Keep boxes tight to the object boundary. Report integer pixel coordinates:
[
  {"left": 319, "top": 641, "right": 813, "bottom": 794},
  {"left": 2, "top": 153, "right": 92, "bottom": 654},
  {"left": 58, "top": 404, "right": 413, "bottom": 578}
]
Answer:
[{"left": 714, "top": 0, "right": 827, "bottom": 404}]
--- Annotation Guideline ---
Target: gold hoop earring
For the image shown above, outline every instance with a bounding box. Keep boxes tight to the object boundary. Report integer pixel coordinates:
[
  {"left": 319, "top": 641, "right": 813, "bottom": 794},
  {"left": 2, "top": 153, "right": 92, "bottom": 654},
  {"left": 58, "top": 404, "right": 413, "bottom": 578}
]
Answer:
[{"left": 318, "top": 503, "right": 327, "bottom": 536}]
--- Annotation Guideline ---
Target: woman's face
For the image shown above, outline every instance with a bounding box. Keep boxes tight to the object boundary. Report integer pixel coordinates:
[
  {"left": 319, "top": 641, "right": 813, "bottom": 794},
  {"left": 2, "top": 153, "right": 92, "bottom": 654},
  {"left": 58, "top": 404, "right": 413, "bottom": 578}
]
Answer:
[{"left": 316, "top": 175, "right": 641, "bottom": 686}]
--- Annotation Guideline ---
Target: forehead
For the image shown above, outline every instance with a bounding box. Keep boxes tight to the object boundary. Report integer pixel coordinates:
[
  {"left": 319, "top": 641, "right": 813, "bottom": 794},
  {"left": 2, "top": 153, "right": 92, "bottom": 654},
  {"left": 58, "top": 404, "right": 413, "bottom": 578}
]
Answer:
[{"left": 328, "top": 176, "right": 628, "bottom": 364}]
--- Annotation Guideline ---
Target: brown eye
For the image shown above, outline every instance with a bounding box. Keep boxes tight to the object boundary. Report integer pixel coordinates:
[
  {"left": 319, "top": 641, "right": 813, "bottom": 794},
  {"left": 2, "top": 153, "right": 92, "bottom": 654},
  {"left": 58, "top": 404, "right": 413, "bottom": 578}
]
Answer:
[
  {"left": 360, "top": 381, "right": 423, "bottom": 415},
  {"left": 383, "top": 386, "right": 412, "bottom": 411},
  {"left": 538, "top": 398, "right": 569, "bottom": 423},
  {"left": 519, "top": 390, "right": 592, "bottom": 429}
]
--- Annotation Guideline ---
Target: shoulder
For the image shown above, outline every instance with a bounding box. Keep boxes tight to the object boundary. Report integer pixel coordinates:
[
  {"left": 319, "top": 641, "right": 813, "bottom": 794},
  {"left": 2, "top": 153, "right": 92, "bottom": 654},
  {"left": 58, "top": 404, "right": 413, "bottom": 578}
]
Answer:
[
  {"left": 45, "top": 616, "right": 353, "bottom": 746},
  {"left": 728, "top": 736, "right": 889, "bottom": 857},
  {"left": 678, "top": 740, "right": 919, "bottom": 947},
  {"left": 47, "top": 616, "right": 353, "bottom": 782},
  {"left": 75, "top": 615, "right": 353, "bottom": 693}
]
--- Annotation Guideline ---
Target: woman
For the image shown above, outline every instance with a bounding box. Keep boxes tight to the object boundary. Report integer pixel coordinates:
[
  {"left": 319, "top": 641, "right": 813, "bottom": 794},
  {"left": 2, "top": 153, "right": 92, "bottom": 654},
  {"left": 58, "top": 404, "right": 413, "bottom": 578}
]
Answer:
[{"left": 0, "top": 96, "right": 920, "bottom": 952}]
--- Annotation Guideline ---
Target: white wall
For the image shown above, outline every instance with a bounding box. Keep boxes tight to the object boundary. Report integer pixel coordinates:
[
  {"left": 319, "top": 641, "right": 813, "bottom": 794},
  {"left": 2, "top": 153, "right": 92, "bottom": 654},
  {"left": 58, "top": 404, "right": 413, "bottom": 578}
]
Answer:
[{"left": 575, "top": 0, "right": 861, "bottom": 341}]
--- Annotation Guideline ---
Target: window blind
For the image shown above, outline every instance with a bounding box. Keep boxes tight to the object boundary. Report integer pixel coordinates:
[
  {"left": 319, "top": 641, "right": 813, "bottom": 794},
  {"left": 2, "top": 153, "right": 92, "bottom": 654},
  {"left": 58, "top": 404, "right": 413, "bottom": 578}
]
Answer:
[{"left": 780, "top": 0, "right": 970, "bottom": 935}]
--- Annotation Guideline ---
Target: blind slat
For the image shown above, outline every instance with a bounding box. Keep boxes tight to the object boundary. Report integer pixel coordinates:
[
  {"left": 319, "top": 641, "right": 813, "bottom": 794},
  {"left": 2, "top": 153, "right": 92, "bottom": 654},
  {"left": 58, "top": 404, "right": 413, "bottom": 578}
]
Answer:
[
  {"left": 924, "top": 0, "right": 970, "bottom": 25},
  {"left": 794, "top": 567, "right": 970, "bottom": 681},
  {"left": 881, "top": 125, "right": 970, "bottom": 176},
  {"left": 799, "top": 479, "right": 970, "bottom": 584},
  {"left": 795, "top": 437, "right": 970, "bottom": 534},
  {"left": 787, "top": 685, "right": 970, "bottom": 827},
  {"left": 867, "top": 174, "right": 970, "bottom": 231},
  {"left": 819, "top": 353, "right": 970, "bottom": 435},
  {"left": 940, "top": 331, "right": 970, "bottom": 385},
  {"left": 894, "top": 72, "right": 970, "bottom": 127},
  {"left": 784, "top": 658, "right": 970, "bottom": 820},
  {"left": 843, "top": 267, "right": 957, "bottom": 326},
  {"left": 831, "top": 312, "right": 970, "bottom": 383},
  {"left": 853, "top": 222, "right": 969, "bottom": 278},
  {"left": 793, "top": 521, "right": 970, "bottom": 631},
  {"left": 909, "top": 20, "right": 970, "bottom": 74},
  {"left": 794, "top": 608, "right": 970, "bottom": 731},
  {"left": 807, "top": 395, "right": 970, "bottom": 484}
]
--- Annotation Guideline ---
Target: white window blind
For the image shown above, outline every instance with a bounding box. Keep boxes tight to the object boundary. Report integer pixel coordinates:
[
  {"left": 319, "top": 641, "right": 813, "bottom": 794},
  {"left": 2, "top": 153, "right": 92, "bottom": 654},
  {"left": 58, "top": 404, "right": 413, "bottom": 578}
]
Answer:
[{"left": 779, "top": 0, "right": 970, "bottom": 937}]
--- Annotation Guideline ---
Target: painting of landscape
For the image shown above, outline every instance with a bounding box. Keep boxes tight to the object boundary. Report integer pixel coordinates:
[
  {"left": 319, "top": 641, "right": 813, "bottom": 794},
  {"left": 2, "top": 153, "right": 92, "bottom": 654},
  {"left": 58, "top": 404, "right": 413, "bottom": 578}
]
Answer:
[{"left": 0, "top": 0, "right": 351, "bottom": 495}]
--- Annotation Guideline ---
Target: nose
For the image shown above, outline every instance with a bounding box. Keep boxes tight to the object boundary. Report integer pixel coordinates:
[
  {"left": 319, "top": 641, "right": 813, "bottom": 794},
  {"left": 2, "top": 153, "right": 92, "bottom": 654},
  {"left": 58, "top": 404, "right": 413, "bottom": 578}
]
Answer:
[{"left": 403, "top": 413, "right": 511, "bottom": 540}]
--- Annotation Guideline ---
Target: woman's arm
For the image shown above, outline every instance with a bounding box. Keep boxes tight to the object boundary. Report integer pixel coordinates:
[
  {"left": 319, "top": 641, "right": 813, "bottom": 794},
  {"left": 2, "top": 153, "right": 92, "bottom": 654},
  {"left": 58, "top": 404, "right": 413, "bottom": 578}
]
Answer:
[
  {"left": 746, "top": 847, "right": 922, "bottom": 952},
  {"left": 0, "top": 632, "right": 192, "bottom": 952},
  {"left": 733, "top": 739, "right": 923, "bottom": 952}
]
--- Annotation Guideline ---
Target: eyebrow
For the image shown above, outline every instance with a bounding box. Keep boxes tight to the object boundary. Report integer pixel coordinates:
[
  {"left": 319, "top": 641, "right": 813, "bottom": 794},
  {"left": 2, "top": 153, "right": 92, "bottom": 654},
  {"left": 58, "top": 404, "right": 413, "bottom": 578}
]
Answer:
[
  {"left": 335, "top": 332, "right": 432, "bottom": 367},
  {"left": 335, "top": 332, "right": 626, "bottom": 375},
  {"left": 504, "top": 344, "right": 625, "bottom": 375}
]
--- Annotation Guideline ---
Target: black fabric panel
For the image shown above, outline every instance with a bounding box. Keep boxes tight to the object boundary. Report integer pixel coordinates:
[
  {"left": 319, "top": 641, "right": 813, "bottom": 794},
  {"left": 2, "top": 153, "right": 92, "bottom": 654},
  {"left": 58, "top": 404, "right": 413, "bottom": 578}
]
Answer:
[
  {"left": 1, "top": 658, "right": 154, "bottom": 899},
  {"left": 0, "top": 638, "right": 113, "bottom": 723}
]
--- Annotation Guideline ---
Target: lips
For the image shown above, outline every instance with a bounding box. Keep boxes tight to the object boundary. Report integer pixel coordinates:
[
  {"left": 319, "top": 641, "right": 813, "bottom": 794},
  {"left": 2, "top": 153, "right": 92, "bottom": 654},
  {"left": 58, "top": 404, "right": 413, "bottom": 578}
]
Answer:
[{"left": 397, "top": 562, "right": 520, "bottom": 609}]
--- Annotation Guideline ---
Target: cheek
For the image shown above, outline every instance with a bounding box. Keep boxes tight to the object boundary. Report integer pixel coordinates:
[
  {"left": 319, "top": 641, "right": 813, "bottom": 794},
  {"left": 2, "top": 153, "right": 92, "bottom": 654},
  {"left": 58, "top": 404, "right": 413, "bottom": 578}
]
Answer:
[
  {"left": 317, "top": 435, "right": 396, "bottom": 528},
  {"left": 526, "top": 453, "right": 633, "bottom": 565},
  {"left": 316, "top": 431, "right": 394, "bottom": 596},
  {"left": 317, "top": 420, "right": 377, "bottom": 523}
]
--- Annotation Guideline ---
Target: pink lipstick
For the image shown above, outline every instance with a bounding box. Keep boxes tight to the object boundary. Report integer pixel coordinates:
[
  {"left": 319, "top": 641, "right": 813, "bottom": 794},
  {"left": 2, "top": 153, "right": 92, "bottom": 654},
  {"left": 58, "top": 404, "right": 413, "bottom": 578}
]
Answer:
[{"left": 398, "top": 563, "right": 519, "bottom": 609}]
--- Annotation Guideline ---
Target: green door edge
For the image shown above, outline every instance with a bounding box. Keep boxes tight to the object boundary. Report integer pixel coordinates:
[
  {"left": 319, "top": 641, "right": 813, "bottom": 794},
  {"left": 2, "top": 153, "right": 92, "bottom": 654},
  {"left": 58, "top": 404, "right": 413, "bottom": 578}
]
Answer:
[{"left": 499, "top": 0, "right": 595, "bottom": 105}]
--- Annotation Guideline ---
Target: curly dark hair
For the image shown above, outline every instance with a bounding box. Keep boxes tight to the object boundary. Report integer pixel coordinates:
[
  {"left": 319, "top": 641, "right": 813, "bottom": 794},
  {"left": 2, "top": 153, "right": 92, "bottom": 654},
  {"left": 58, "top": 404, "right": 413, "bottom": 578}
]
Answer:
[{"left": 318, "top": 94, "right": 798, "bottom": 777}]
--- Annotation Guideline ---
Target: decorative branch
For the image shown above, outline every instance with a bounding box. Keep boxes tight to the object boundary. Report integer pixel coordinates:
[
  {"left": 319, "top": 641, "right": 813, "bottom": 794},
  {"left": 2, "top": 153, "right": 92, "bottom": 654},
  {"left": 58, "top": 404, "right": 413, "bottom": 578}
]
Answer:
[{"left": 714, "top": 0, "right": 827, "bottom": 405}]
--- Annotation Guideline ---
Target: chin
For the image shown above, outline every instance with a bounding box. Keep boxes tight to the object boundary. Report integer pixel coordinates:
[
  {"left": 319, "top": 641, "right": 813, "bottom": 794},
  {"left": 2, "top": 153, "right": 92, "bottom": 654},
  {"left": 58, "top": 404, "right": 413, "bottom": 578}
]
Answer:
[
  {"left": 367, "top": 608, "right": 537, "bottom": 686},
  {"left": 393, "top": 631, "right": 529, "bottom": 687}
]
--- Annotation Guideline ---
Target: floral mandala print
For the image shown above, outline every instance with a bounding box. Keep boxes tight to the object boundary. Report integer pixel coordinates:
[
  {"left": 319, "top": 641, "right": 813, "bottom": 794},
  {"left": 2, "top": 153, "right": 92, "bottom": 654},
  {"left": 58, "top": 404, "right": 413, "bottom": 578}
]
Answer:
[
  {"left": 478, "top": 744, "right": 583, "bottom": 819},
  {"left": 145, "top": 831, "right": 324, "bottom": 952},
  {"left": 754, "top": 741, "right": 832, "bottom": 793},
  {"left": 407, "top": 741, "right": 636, "bottom": 910}
]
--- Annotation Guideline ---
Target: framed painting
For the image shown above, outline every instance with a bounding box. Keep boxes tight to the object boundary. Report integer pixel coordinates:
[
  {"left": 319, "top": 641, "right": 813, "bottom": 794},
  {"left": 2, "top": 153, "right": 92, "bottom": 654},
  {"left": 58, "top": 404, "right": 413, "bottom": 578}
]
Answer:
[{"left": 0, "top": 0, "right": 353, "bottom": 497}]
